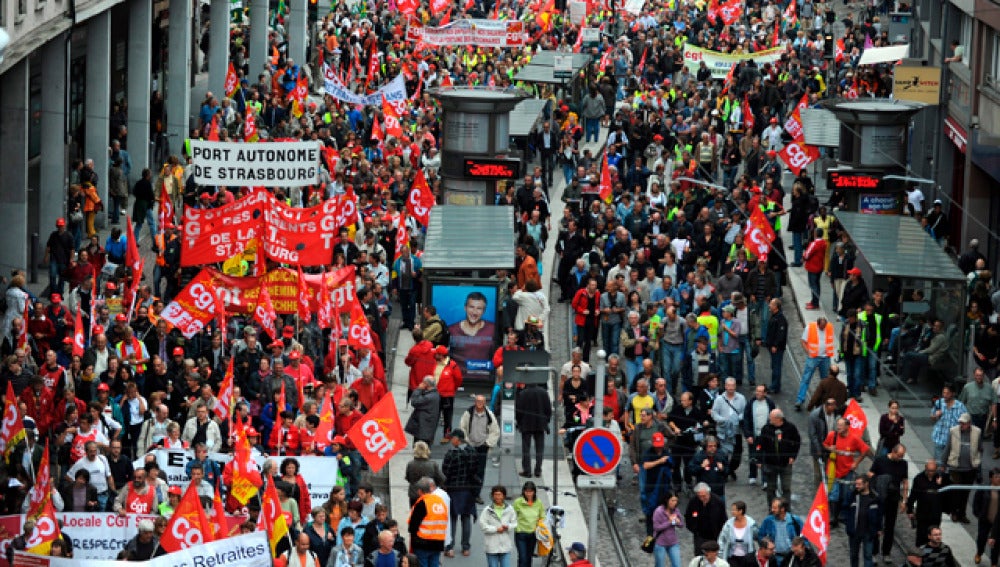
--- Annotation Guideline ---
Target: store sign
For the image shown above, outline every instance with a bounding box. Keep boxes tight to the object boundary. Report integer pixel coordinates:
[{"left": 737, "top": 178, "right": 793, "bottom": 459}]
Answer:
[
  {"left": 827, "top": 170, "right": 881, "bottom": 190},
  {"left": 945, "top": 116, "right": 967, "bottom": 153},
  {"left": 893, "top": 66, "right": 942, "bottom": 105},
  {"left": 463, "top": 158, "right": 520, "bottom": 179},
  {"left": 859, "top": 193, "right": 900, "bottom": 214}
]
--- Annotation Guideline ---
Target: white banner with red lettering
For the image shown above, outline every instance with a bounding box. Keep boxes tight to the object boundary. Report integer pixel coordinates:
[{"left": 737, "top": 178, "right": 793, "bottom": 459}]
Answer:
[
  {"left": 681, "top": 44, "right": 785, "bottom": 78},
  {"left": 12, "top": 530, "right": 269, "bottom": 567},
  {"left": 406, "top": 19, "right": 526, "bottom": 47},
  {"left": 130, "top": 449, "right": 338, "bottom": 508},
  {"left": 0, "top": 513, "right": 248, "bottom": 564}
]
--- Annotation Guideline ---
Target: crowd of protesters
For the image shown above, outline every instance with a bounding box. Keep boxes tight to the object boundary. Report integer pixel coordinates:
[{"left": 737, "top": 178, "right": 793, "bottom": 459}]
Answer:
[{"left": 4, "top": 0, "right": 996, "bottom": 563}]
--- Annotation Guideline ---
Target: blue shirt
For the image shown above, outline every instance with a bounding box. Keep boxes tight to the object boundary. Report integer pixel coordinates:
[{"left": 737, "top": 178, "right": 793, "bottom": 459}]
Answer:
[
  {"left": 931, "top": 399, "right": 969, "bottom": 447},
  {"left": 105, "top": 235, "right": 127, "bottom": 262}
]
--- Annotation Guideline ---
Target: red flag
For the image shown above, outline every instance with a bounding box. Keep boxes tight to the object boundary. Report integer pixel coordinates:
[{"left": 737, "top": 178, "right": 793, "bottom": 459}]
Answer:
[
  {"left": 159, "top": 180, "right": 174, "bottom": 231},
  {"left": 259, "top": 473, "right": 290, "bottom": 554},
  {"left": 723, "top": 63, "right": 737, "bottom": 91},
  {"left": 0, "top": 382, "right": 24, "bottom": 460},
  {"left": 317, "top": 270, "right": 332, "bottom": 330},
  {"left": 367, "top": 49, "right": 380, "bottom": 82},
  {"left": 89, "top": 274, "right": 97, "bottom": 338},
  {"left": 18, "top": 301, "right": 29, "bottom": 351},
  {"left": 431, "top": 0, "right": 450, "bottom": 12},
  {"left": 637, "top": 47, "right": 648, "bottom": 74},
  {"left": 160, "top": 482, "right": 214, "bottom": 552},
  {"left": 72, "top": 306, "right": 85, "bottom": 357},
  {"left": 207, "top": 115, "right": 220, "bottom": 141},
  {"left": 381, "top": 96, "right": 404, "bottom": 139},
  {"left": 26, "top": 444, "right": 51, "bottom": 519},
  {"left": 784, "top": 108, "right": 805, "bottom": 142},
  {"left": 598, "top": 153, "right": 613, "bottom": 203},
  {"left": 439, "top": 7, "right": 452, "bottom": 25},
  {"left": 346, "top": 394, "right": 407, "bottom": 473},
  {"left": 125, "top": 215, "right": 142, "bottom": 276},
  {"left": 742, "top": 95, "right": 755, "bottom": 131},
  {"left": 25, "top": 500, "right": 61, "bottom": 555},
  {"left": 288, "top": 75, "right": 309, "bottom": 118},
  {"left": 370, "top": 119, "right": 384, "bottom": 143},
  {"left": 210, "top": 484, "right": 230, "bottom": 538},
  {"left": 772, "top": 19, "right": 781, "bottom": 47},
  {"left": 718, "top": 0, "right": 742, "bottom": 25},
  {"left": 296, "top": 266, "right": 311, "bottom": 323},
  {"left": 407, "top": 170, "right": 435, "bottom": 226},
  {"left": 572, "top": 29, "right": 584, "bottom": 53},
  {"left": 801, "top": 482, "right": 830, "bottom": 565},
  {"left": 778, "top": 141, "right": 820, "bottom": 175},
  {"left": 314, "top": 393, "right": 335, "bottom": 452},
  {"left": 440, "top": 73, "right": 453, "bottom": 88},
  {"left": 393, "top": 216, "right": 410, "bottom": 264},
  {"left": 229, "top": 429, "right": 262, "bottom": 505},
  {"left": 745, "top": 207, "right": 777, "bottom": 258},
  {"left": 245, "top": 106, "right": 259, "bottom": 142},
  {"left": 254, "top": 284, "right": 278, "bottom": 341},
  {"left": 347, "top": 303, "right": 375, "bottom": 349},
  {"left": 843, "top": 398, "right": 868, "bottom": 439},
  {"left": 224, "top": 62, "right": 240, "bottom": 98},
  {"left": 214, "top": 358, "right": 234, "bottom": 425},
  {"left": 835, "top": 39, "right": 846, "bottom": 64},
  {"left": 278, "top": 380, "right": 287, "bottom": 414}
]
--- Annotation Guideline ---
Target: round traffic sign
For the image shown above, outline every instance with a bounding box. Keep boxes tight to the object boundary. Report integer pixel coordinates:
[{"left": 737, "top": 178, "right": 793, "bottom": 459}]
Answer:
[{"left": 572, "top": 428, "right": 622, "bottom": 476}]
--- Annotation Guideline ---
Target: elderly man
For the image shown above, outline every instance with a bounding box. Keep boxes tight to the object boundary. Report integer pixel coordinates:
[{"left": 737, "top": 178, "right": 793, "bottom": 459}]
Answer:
[
  {"left": 942, "top": 412, "right": 982, "bottom": 524},
  {"left": 711, "top": 377, "right": 746, "bottom": 478},
  {"left": 113, "top": 467, "right": 163, "bottom": 516},
  {"left": 906, "top": 460, "right": 948, "bottom": 546},
  {"left": 458, "top": 394, "right": 500, "bottom": 503},
  {"left": 124, "top": 519, "right": 159, "bottom": 561},
  {"left": 758, "top": 409, "right": 801, "bottom": 504},
  {"left": 684, "top": 482, "right": 728, "bottom": 555}
]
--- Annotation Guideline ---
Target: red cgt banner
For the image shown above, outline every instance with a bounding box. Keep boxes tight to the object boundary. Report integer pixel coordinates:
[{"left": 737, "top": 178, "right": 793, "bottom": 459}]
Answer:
[{"left": 181, "top": 190, "right": 354, "bottom": 267}]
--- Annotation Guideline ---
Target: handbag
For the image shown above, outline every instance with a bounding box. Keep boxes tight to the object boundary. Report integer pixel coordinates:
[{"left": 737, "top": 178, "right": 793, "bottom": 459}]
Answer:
[
  {"left": 641, "top": 528, "right": 664, "bottom": 553},
  {"left": 985, "top": 412, "right": 995, "bottom": 440}
]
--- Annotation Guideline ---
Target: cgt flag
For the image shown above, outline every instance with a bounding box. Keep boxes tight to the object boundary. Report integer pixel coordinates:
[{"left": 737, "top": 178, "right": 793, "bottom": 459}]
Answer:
[
  {"left": 161, "top": 482, "right": 215, "bottom": 552},
  {"left": 72, "top": 306, "right": 86, "bottom": 357},
  {"left": 407, "top": 169, "right": 436, "bottom": 227},
  {"left": 25, "top": 444, "right": 52, "bottom": 520},
  {"left": 843, "top": 398, "right": 868, "bottom": 438},
  {"left": 801, "top": 482, "right": 830, "bottom": 565},
  {"left": 346, "top": 394, "right": 406, "bottom": 473},
  {"left": 25, "top": 500, "right": 61, "bottom": 556},
  {"left": 744, "top": 207, "right": 777, "bottom": 258},
  {"left": 0, "top": 381, "right": 25, "bottom": 460}
]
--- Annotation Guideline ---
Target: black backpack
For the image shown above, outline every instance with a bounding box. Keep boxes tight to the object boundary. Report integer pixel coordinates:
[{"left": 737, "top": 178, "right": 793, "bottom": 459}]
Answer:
[{"left": 432, "top": 318, "right": 451, "bottom": 348}]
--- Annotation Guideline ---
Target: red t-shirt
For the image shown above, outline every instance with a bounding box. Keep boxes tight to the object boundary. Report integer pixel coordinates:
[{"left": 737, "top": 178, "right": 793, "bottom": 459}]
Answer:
[{"left": 823, "top": 431, "right": 869, "bottom": 479}]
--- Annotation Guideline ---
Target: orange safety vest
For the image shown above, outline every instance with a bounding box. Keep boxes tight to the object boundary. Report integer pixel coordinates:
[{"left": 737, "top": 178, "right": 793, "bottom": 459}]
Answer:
[
  {"left": 117, "top": 337, "right": 148, "bottom": 373},
  {"left": 805, "top": 321, "right": 835, "bottom": 358},
  {"left": 411, "top": 493, "right": 448, "bottom": 541},
  {"left": 155, "top": 233, "right": 167, "bottom": 267}
]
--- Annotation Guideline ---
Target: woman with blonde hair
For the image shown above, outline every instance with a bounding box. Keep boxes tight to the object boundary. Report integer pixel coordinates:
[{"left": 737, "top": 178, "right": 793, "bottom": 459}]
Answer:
[{"left": 405, "top": 441, "right": 446, "bottom": 506}]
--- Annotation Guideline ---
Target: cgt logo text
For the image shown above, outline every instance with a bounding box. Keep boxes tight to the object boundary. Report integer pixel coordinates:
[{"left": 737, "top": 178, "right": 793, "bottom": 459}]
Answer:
[{"left": 361, "top": 419, "right": 396, "bottom": 459}]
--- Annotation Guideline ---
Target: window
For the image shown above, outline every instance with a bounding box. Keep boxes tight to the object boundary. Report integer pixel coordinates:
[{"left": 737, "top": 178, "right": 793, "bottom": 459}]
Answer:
[
  {"left": 990, "top": 29, "right": 1000, "bottom": 89},
  {"left": 35, "top": 0, "right": 45, "bottom": 10},
  {"left": 958, "top": 13, "right": 972, "bottom": 65},
  {"left": 16, "top": 0, "right": 24, "bottom": 18},
  {"left": 0, "top": 0, "right": 5, "bottom": 26}
]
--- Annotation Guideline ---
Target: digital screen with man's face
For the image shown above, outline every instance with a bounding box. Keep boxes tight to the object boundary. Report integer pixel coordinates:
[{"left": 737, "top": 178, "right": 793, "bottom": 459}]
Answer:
[{"left": 430, "top": 284, "right": 499, "bottom": 380}]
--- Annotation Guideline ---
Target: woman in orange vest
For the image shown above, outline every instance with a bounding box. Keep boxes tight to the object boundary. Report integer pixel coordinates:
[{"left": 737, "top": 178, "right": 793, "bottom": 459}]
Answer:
[
  {"left": 82, "top": 182, "right": 102, "bottom": 238},
  {"left": 796, "top": 317, "right": 835, "bottom": 410}
]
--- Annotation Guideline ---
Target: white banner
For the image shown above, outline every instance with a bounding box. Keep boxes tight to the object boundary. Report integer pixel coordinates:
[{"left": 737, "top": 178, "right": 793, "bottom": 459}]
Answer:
[
  {"left": 321, "top": 70, "right": 409, "bottom": 111},
  {"left": 132, "top": 449, "right": 339, "bottom": 506},
  {"left": 681, "top": 44, "right": 786, "bottom": 78},
  {"left": 406, "top": 19, "right": 526, "bottom": 47},
  {"left": 14, "top": 531, "right": 270, "bottom": 567},
  {"left": 568, "top": 0, "right": 586, "bottom": 24},
  {"left": 188, "top": 141, "right": 322, "bottom": 187}
]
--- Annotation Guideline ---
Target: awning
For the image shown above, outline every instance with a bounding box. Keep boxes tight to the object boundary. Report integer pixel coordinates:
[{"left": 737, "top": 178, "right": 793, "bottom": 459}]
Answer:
[
  {"left": 509, "top": 99, "right": 550, "bottom": 138},
  {"left": 858, "top": 44, "right": 910, "bottom": 65},
  {"left": 945, "top": 116, "right": 967, "bottom": 153},
  {"left": 422, "top": 206, "right": 517, "bottom": 271}
]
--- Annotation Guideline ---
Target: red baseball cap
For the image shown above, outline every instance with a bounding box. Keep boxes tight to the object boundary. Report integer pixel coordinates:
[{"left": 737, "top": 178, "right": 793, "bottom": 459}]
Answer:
[
  {"left": 282, "top": 325, "right": 294, "bottom": 338},
  {"left": 172, "top": 347, "right": 184, "bottom": 356},
  {"left": 434, "top": 345, "right": 448, "bottom": 355},
  {"left": 115, "top": 314, "right": 127, "bottom": 322},
  {"left": 269, "top": 340, "right": 284, "bottom": 349},
  {"left": 168, "top": 486, "right": 182, "bottom": 496},
  {"left": 93, "top": 325, "right": 105, "bottom": 336},
  {"left": 97, "top": 383, "right": 110, "bottom": 392},
  {"left": 50, "top": 293, "right": 62, "bottom": 303},
  {"left": 288, "top": 350, "right": 301, "bottom": 360},
  {"left": 56, "top": 218, "right": 66, "bottom": 227},
  {"left": 62, "top": 337, "right": 74, "bottom": 344},
  {"left": 847, "top": 267, "right": 862, "bottom": 276},
  {"left": 105, "top": 282, "right": 117, "bottom": 290},
  {"left": 652, "top": 432, "right": 666, "bottom": 448},
  {"left": 331, "top": 435, "right": 347, "bottom": 445},
  {"left": 246, "top": 427, "right": 259, "bottom": 437}
]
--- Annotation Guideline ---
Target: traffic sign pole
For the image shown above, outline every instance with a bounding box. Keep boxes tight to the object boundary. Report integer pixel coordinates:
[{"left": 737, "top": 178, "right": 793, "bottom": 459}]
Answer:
[{"left": 588, "top": 350, "right": 606, "bottom": 556}]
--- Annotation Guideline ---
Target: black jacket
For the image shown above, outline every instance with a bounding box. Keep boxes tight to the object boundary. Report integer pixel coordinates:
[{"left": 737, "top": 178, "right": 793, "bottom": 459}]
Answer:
[
  {"left": 906, "top": 471, "right": 948, "bottom": 523},
  {"left": 765, "top": 311, "right": 789, "bottom": 351},
  {"left": 784, "top": 548, "right": 822, "bottom": 567},
  {"left": 684, "top": 492, "right": 728, "bottom": 540},
  {"left": 756, "top": 420, "right": 802, "bottom": 467},
  {"left": 515, "top": 385, "right": 552, "bottom": 433}
]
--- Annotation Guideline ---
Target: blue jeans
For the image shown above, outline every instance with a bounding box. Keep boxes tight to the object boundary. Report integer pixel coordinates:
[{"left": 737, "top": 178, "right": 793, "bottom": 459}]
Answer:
[
  {"left": 602, "top": 322, "right": 621, "bottom": 358},
  {"left": 797, "top": 356, "right": 831, "bottom": 404},
  {"left": 722, "top": 166, "right": 738, "bottom": 190},
  {"left": 754, "top": 299, "right": 770, "bottom": 335},
  {"left": 133, "top": 208, "right": 158, "bottom": 242},
  {"left": 585, "top": 117, "right": 601, "bottom": 142},
  {"left": 770, "top": 349, "right": 784, "bottom": 393},
  {"left": 97, "top": 491, "right": 111, "bottom": 511},
  {"left": 625, "top": 357, "right": 643, "bottom": 389},
  {"left": 655, "top": 543, "right": 682, "bottom": 567},
  {"left": 740, "top": 336, "right": 756, "bottom": 383},
  {"left": 719, "top": 351, "right": 743, "bottom": 383},
  {"left": 487, "top": 553, "right": 511, "bottom": 567},
  {"left": 847, "top": 357, "right": 866, "bottom": 397},
  {"left": 792, "top": 232, "right": 805, "bottom": 265},
  {"left": 829, "top": 471, "right": 857, "bottom": 522},
  {"left": 515, "top": 532, "right": 536, "bottom": 567},
  {"left": 49, "top": 262, "right": 67, "bottom": 295},
  {"left": 661, "top": 343, "right": 685, "bottom": 392},
  {"left": 416, "top": 548, "right": 441, "bottom": 567},
  {"left": 888, "top": 327, "right": 901, "bottom": 354},
  {"left": 109, "top": 195, "right": 123, "bottom": 224},
  {"left": 562, "top": 163, "right": 575, "bottom": 185},
  {"left": 807, "top": 271, "right": 821, "bottom": 305},
  {"left": 865, "top": 352, "right": 879, "bottom": 390},
  {"left": 849, "top": 535, "right": 876, "bottom": 567}
]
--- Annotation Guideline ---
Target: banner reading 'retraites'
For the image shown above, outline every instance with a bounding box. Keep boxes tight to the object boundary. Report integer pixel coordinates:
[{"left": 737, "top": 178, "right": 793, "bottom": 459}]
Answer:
[
  {"left": 681, "top": 44, "right": 785, "bottom": 78},
  {"left": 189, "top": 140, "right": 322, "bottom": 187}
]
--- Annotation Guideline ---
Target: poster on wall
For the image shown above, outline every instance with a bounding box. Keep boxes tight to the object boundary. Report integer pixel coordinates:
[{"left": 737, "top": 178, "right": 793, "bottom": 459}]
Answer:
[
  {"left": 859, "top": 193, "right": 900, "bottom": 215},
  {"left": 429, "top": 282, "right": 500, "bottom": 379}
]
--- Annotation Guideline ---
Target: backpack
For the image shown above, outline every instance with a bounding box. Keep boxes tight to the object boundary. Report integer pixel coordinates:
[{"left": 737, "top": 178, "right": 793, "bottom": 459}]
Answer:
[{"left": 430, "top": 318, "right": 451, "bottom": 348}]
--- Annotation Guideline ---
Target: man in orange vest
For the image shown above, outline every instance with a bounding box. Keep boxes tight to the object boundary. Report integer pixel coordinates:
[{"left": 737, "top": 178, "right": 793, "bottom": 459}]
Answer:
[
  {"left": 796, "top": 317, "right": 835, "bottom": 411},
  {"left": 408, "top": 477, "right": 448, "bottom": 567}
]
